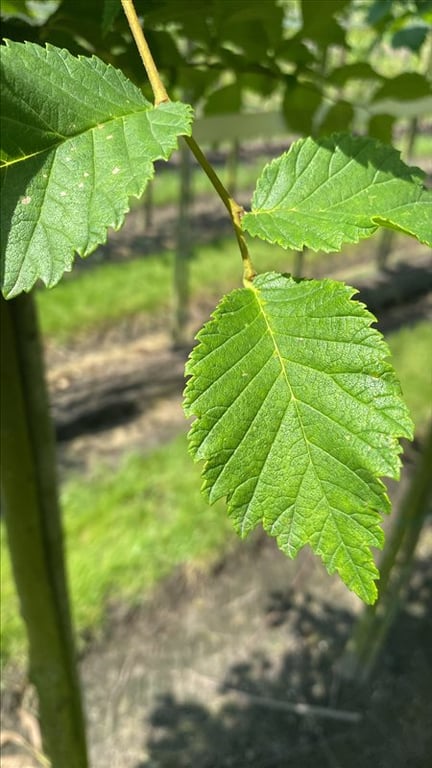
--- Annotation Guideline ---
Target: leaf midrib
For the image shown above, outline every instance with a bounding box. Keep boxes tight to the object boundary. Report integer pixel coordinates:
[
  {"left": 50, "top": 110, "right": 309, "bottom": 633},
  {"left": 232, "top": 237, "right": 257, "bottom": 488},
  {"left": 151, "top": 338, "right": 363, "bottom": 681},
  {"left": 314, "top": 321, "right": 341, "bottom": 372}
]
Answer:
[
  {"left": 251, "top": 175, "right": 418, "bottom": 218},
  {"left": 252, "top": 282, "right": 316, "bottom": 474},
  {"left": 251, "top": 283, "right": 385, "bottom": 569},
  {"left": 0, "top": 109, "right": 157, "bottom": 168}
]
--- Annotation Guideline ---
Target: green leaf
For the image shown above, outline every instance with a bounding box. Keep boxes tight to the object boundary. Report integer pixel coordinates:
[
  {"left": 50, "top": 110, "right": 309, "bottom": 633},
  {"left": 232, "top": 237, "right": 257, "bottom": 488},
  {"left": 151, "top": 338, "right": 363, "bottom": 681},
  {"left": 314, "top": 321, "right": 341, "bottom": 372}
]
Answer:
[
  {"left": 238, "top": 72, "right": 278, "bottom": 98},
  {"left": 1, "top": 0, "right": 58, "bottom": 23},
  {"left": 204, "top": 84, "right": 242, "bottom": 116},
  {"left": 101, "top": 0, "right": 121, "bottom": 35},
  {"left": 0, "top": 0, "right": 32, "bottom": 19},
  {"left": 242, "top": 134, "right": 432, "bottom": 253},
  {"left": 283, "top": 79, "right": 322, "bottom": 135},
  {"left": 300, "top": 0, "right": 349, "bottom": 46},
  {"left": 367, "top": 114, "right": 395, "bottom": 145},
  {"left": 220, "top": 0, "right": 285, "bottom": 51},
  {"left": 372, "top": 72, "right": 432, "bottom": 102},
  {"left": 317, "top": 101, "right": 354, "bottom": 135},
  {"left": 275, "top": 38, "right": 317, "bottom": 68},
  {"left": 184, "top": 273, "right": 413, "bottom": 603},
  {"left": 391, "top": 24, "right": 429, "bottom": 51},
  {"left": 0, "top": 41, "right": 193, "bottom": 297},
  {"left": 366, "top": 0, "right": 393, "bottom": 25},
  {"left": 327, "top": 62, "right": 382, "bottom": 86}
]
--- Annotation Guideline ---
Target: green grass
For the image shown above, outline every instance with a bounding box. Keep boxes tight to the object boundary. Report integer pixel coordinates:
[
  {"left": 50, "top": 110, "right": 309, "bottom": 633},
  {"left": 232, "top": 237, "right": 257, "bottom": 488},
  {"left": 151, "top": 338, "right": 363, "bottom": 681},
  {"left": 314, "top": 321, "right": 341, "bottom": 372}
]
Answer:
[
  {"left": 36, "top": 238, "right": 294, "bottom": 342},
  {"left": 2, "top": 319, "right": 431, "bottom": 665},
  {"left": 386, "top": 320, "right": 432, "bottom": 437},
  {"left": 0, "top": 433, "right": 235, "bottom": 665}
]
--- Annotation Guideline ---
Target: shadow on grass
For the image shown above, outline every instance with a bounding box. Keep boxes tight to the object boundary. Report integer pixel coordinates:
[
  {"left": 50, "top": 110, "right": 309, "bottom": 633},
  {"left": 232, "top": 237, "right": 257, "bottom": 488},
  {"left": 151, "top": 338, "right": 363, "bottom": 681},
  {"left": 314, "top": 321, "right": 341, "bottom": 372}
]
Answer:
[{"left": 136, "top": 555, "right": 432, "bottom": 768}]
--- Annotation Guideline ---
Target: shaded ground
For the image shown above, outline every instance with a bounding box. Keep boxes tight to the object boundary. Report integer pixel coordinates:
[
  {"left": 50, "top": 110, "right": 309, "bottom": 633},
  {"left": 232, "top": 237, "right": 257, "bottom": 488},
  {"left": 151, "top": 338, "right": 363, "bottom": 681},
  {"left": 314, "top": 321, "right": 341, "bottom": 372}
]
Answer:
[
  {"left": 3, "top": 518, "right": 432, "bottom": 767},
  {"left": 81, "top": 523, "right": 432, "bottom": 768}
]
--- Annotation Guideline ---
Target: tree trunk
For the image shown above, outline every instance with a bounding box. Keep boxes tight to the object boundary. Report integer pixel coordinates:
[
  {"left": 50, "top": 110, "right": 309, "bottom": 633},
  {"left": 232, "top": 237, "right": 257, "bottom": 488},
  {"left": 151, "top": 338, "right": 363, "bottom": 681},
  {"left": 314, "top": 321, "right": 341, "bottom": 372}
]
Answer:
[
  {"left": 226, "top": 139, "right": 240, "bottom": 197},
  {"left": 338, "top": 424, "right": 432, "bottom": 684},
  {"left": 143, "top": 179, "right": 154, "bottom": 230},
  {"left": 1, "top": 293, "right": 89, "bottom": 768},
  {"left": 172, "top": 137, "right": 193, "bottom": 347}
]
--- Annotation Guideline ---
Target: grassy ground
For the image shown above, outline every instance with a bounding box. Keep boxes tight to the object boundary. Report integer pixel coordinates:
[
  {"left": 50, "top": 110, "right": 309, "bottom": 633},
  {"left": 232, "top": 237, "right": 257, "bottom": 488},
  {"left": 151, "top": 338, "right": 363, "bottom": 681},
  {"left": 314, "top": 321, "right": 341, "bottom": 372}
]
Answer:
[
  {"left": 36, "top": 237, "right": 295, "bottom": 343},
  {"left": 0, "top": 434, "right": 235, "bottom": 665},
  {"left": 386, "top": 320, "right": 432, "bottom": 437},
  {"left": 1, "top": 319, "right": 431, "bottom": 666}
]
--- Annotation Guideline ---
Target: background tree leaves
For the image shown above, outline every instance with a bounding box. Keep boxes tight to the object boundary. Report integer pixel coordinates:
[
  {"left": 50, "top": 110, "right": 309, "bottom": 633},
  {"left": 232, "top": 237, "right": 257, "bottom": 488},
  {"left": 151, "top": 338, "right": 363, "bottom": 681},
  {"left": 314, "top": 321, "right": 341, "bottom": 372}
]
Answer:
[{"left": 2, "top": 0, "right": 430, "bottom": 134}]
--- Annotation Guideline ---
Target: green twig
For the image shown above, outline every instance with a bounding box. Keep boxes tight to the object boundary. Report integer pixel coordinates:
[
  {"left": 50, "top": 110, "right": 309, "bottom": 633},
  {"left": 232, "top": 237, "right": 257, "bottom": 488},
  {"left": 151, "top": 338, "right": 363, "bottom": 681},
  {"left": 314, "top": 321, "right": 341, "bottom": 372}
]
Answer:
[
  {"left": 120, "top": 0, "right": 169, "bottom": 105},
  {"left": 183, "top": 134, "right": 256, "bottom": 282},
  {"left": 173, "top": 139, "right": 193, "bottom": 346}
]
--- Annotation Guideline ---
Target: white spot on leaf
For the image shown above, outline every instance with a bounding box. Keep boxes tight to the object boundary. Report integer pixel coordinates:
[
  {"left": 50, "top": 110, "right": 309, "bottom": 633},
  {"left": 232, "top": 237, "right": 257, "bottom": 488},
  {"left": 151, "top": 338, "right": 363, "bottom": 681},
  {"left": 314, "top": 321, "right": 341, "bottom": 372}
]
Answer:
[
  {"left": 21, "top": 196, "right": 31, "bottom": 205},
  {"left": 112, "top": 167, "right": 120, "bottom": 175}
]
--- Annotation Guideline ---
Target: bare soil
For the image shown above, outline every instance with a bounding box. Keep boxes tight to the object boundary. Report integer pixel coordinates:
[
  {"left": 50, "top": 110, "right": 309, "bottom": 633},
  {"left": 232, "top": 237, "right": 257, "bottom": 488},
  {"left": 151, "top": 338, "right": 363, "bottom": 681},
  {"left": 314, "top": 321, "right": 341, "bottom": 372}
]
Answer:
[
  {"left": 83, "top": 520, "right": 432, "bottom": 768},
  {"left": 4, "top": 496, "right": 430, "bottom": 768}
]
